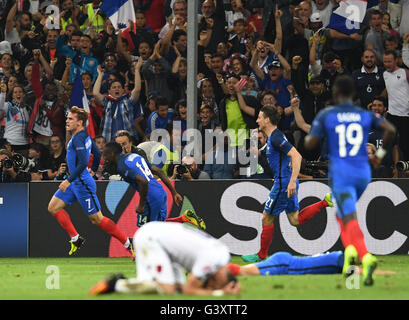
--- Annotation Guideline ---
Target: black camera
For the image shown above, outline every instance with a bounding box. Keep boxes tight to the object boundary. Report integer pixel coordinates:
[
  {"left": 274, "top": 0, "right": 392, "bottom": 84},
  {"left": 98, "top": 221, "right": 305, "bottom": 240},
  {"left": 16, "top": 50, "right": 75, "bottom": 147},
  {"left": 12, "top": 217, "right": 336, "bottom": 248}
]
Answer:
[
  {"left": 396, "top": 161, "right": 409, "bottom": 172},
  {"left": 0, "top": 158, "right": 14, "bottom": 169},
  {"left": 176, "top": 164, "right": 190, "bottom": 175},
  {"left": 301, "top": 160, "right": 329, "bottom": 178}
]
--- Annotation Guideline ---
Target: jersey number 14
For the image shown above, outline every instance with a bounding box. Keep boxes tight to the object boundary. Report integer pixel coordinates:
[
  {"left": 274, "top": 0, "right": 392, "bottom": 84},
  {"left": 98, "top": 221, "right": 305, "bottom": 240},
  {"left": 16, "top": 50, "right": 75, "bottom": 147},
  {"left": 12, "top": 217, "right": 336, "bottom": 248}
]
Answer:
[{"left": 335, "top": 123, "right": 363, "bottom": 158}]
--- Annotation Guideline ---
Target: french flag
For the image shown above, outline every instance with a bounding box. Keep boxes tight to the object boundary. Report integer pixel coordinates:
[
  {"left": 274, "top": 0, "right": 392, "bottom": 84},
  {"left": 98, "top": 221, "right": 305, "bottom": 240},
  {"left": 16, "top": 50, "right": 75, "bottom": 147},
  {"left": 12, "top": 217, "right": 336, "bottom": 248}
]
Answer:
[
  {"left": 327, "top": 0, "right": 367, "bottom": 35},
  {"left": 69, "top": 73, "right": 96, "bottom": 138},
  {"left": 99, "top": 0, "right": 136, "bottom": 30}
]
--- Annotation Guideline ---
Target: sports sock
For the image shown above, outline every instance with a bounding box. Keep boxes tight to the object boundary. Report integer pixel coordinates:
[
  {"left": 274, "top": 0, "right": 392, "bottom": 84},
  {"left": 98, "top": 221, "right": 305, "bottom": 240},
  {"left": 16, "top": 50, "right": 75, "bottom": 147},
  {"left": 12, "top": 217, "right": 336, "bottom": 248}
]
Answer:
[
  {"left": 53, "top": 209, "right": 78, "bottom": 239},
  {"left": 165, "top": 216, "right": 189, "bottom": 223},
  {"left": 298, "top": 200, "right": 328, "bottom": 225},
  {"left": 98, "top": 217, "right": 128, "bottom": 245},
  {"left": 344, "top": 219, "right": 368, "bottom": 259},
  {"left": 227, "top": 263, "right": 241, "bottom": 276},
  {"left": 336, "top": 216, "right": 350, "bottom": 248},
  {"left": 257, "top": 224, "right": 274, "bottom": 259}
]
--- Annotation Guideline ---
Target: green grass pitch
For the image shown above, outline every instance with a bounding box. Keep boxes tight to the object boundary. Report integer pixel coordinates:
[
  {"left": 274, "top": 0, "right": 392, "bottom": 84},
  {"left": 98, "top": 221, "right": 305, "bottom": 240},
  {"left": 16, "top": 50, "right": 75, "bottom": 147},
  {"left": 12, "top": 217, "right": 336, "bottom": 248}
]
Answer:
[{"left": 1, "top": 255, "right": 409, "bottom": 300}]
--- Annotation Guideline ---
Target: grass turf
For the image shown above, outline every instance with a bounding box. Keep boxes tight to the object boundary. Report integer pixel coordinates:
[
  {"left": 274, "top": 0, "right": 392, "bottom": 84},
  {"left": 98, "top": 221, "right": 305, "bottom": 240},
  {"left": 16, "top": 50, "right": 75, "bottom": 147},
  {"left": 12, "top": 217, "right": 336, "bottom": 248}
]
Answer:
[{"left": 0, "top": 255, "right": 408, "bottom": 300}]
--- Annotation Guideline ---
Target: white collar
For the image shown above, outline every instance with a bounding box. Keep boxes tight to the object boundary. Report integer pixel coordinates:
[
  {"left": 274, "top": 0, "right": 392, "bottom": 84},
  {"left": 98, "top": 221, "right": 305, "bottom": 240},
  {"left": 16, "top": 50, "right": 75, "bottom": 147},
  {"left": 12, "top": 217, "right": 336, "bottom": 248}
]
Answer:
[{"left": 361, "top": 66, "right": 378, "bottom": 74}]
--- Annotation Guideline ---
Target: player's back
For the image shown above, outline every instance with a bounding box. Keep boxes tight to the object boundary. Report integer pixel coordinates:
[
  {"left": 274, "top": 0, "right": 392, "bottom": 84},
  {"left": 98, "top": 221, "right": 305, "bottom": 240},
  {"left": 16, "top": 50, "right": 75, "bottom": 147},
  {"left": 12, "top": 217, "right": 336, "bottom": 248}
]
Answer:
[
  {"left": 118, "top": 153, "right": 165, "bottom": 199},
  {"left": 312, "top": 103, "right": 383, "bottom": 173},
  {"left": 66, "top": 129, "right": 93, "bottom": 181},
  {"left": 135, "top": 221, "right": 230, "bottom": 274},
  {"left": 266, "top": 129, "right": 294, "bottom": 184}
]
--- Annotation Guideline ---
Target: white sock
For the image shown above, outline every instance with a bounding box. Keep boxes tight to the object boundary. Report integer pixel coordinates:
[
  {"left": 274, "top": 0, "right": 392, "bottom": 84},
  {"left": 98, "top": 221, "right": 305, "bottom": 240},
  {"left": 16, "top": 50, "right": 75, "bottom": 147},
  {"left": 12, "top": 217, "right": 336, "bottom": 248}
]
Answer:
[
  {"left": 124, "top": 238, "right": 130, "bottom": 248},
  {"left": 71, "top": 234, "right": 79, "bottom": 242}
]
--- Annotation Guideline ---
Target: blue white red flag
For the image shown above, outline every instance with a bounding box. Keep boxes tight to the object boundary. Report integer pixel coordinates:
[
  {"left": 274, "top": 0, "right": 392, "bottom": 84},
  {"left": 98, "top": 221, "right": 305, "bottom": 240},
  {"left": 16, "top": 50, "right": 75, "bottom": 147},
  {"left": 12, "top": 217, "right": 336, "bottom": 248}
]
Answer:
[
  {"left": 69, "top": 72, "right": 96, "bottom": 138},
  {"left": 99, "top": 0, "right": 136, "bottom": 30},
  {"left": 327, "top": 0, "right": 367, "bottom": 35}
]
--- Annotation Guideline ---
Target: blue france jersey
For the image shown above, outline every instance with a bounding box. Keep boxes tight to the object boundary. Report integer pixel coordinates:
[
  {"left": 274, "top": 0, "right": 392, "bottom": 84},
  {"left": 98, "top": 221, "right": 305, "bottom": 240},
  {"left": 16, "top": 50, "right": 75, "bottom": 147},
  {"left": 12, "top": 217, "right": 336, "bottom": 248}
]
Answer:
[
  {"left": 66, "top": 130, "right": 97, "bottom": 183},
  {"left": 117, "top": 153, "right": 165, "bottom": 199},
  {"left": 310, "top": 104, "right": 385, "bottom": 165},
  {"left": 266, "top": 129, "right": 294, "bottom": 182}
]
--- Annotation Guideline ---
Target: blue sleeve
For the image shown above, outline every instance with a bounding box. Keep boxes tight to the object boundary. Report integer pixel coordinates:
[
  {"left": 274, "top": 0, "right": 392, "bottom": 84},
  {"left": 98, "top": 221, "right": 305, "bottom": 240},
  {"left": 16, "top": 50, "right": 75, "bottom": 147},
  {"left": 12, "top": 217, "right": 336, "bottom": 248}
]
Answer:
[
  {"left": 67, "top": 135, "right": 89, "bottom": 183},
  {"left": 270, "top": 132, "right": 293, "bottom": 155},
  {"left": 56, "top": 35, "right": 76, "bottom": 59},
  {"left": 90, "top": 139, "right": 101, "bottom": 172},
  {"left": 310, "top": 110, "right": 327, "bottom": 140},
  {"left": 145, "top": 112, "right": 156, "bottom": 135}
]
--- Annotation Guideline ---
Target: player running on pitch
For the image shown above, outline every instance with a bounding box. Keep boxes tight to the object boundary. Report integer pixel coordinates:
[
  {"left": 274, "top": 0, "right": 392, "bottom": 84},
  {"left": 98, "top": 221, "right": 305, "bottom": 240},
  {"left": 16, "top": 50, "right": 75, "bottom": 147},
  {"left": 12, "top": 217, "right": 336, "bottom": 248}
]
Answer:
[
  {"left": 89, "top": 221, "right": 240, "bottom": 296},
  {"left": 241, "top": 105, "right": 333, "bottom": 263},
  {"left": 102, "top": 141, "right": 206, "bottom": 230},
  {"left": 47, "top": 107, "right": 134, "bottom": 257},
  {"left": 304, "top": 75, "right": 396, "bottom": 285}
]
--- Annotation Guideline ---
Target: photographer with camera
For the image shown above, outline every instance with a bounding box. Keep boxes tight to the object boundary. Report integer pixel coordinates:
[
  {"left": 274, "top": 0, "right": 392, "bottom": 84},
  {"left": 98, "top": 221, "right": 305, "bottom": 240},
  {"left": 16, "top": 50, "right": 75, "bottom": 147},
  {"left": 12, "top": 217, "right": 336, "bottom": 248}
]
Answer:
[
  {"left": 169, "top": 156, "right": 211, "bottom": 180},
  {"left": 0, "top": 148, "right": 36, "bottom": 182}
]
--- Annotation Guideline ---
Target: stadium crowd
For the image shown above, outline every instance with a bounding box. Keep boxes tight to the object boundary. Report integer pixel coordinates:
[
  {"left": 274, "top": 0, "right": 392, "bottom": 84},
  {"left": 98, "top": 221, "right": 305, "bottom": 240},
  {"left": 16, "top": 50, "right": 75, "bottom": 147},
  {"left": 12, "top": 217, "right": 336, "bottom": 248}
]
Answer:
[{"left": 1, "top": 0, "right": 409, "bottom": 182}]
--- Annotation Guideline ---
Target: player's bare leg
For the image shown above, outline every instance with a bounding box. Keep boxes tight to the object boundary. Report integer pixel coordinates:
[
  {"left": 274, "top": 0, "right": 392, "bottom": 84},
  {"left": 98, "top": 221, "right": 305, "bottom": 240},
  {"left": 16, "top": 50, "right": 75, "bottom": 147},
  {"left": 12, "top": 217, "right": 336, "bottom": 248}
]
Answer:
[{"left": 48, "top": 196, "right": 84, "bottom": 255}]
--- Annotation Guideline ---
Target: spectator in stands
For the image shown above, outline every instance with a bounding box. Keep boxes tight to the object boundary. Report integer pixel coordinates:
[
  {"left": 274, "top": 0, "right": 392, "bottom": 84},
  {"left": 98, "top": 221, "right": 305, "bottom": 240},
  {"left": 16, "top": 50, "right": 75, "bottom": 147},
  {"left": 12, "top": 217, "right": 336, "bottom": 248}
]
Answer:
[
  {"left": 0, "top": 82, "right": 30, "bottom": 157},
  {"left": 352, "top": 49, "right": 386, "bottom": 109},
  {"left": 368, "top": 96, "right": 400, "bottom": 178},
  {"left": 169, "top": 155, "right": 211, "bottom": 180},
  {"left": 94, "top": 63, "right": 142, "bottom": 142},
  {"left": 145, "top": 96, "right": 175, "bottom": 138},
  {"left": 48, "top": 134, "right": 66, "bottom": 180},
  {"left": 141, "top": 42, "right": 173, "bottom": 103},
  {"left": 383, "top": 50, "right": 409, "bottom": 161}
]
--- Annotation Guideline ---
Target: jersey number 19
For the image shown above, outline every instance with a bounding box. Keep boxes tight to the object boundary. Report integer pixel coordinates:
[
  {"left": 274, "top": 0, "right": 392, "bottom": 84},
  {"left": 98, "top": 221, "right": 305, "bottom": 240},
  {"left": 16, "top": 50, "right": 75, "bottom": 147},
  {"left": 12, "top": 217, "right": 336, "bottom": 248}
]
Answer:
[{"left": 335, "top": 123, "right": 363, "bottom": 158}]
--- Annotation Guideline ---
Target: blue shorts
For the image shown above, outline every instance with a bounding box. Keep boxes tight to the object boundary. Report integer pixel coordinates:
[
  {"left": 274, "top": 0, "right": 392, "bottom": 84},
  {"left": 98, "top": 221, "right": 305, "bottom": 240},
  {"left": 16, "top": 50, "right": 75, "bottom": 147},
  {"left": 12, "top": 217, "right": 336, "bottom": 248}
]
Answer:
[
  {"left": 54, "top": 177, "right": 101, "bottom": 215},
  {"left": 329, "top": 163, "right": 371, "bottom": 218},
  {"left": 264, "top": 180, "right": 299, "bottom": 215},
  {"left": 137, "top": 192, "right": 167, "bottom": 227},
  {"left": 255, "top": 251, "right": 344, "bottom": 276}
]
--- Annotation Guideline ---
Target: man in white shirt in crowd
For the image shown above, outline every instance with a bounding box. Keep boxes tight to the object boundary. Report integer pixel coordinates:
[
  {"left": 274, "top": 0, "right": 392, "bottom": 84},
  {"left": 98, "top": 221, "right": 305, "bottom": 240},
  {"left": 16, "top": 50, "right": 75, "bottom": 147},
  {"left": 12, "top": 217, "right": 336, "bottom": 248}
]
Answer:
[{"left": 383, "top": 50, "right": 409, "bottom": 161}]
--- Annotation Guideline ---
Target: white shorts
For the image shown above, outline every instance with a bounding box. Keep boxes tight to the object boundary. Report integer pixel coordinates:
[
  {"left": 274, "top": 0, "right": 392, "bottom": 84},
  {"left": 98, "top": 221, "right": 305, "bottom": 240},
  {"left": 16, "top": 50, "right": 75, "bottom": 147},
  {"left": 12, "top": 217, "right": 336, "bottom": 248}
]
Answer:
[{"left": 133, "top": 231, "right": 186, "bottom": 285}]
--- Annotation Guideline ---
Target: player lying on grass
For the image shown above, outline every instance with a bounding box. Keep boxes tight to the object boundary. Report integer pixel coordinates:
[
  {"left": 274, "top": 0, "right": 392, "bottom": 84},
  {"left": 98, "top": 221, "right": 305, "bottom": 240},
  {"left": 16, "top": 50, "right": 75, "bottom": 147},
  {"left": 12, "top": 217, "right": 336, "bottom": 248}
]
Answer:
[
  {"left": 228, "top": 251, "right": 395, "bottom": 278},
  {"left": 89, "top": 221, "right": 241, "bottom": 296},
  {"left": 103, "top": 141, "right": 206, "bottom": 230}
]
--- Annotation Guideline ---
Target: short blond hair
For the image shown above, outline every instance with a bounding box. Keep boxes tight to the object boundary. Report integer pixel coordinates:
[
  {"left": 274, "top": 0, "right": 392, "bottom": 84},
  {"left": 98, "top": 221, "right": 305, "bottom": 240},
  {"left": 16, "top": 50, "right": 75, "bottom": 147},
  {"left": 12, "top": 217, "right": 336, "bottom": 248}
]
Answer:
[{"left": 70, "top": 106, "right": 88, "bottom": 126}]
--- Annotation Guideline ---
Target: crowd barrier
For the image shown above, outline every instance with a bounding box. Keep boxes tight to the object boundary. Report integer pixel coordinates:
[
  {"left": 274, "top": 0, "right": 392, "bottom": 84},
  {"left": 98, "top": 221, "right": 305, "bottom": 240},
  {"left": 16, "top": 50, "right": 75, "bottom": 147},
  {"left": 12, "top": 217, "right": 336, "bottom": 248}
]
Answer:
[{"left": 1, "top": 179, "right": 408, "bottom": 257}]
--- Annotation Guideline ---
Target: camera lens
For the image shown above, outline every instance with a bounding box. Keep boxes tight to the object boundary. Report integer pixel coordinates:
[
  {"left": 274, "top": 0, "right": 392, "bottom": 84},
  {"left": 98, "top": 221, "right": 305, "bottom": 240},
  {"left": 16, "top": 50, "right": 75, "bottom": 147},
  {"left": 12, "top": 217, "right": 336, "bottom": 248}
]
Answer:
[
  {"left": 176, "top": 164, "right": 188, "bottom": 175},
  {"left": 396, "top": 161, "right": 409, "bottom": 172}
]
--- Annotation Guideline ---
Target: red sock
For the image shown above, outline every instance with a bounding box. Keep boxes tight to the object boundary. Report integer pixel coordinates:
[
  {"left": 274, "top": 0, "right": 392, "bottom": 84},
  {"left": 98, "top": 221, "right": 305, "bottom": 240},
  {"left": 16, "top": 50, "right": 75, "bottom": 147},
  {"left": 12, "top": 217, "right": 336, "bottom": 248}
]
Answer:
[
  {"left": 166, "top": 216, "right": 189, "bottom": 223},
  {"left": 298, "top": 200, "right": 328, "bottom": 225},
  {"left": 257, "top": 224, "right": 274, "bottom": 259},
  {"left": 344, "top": 219, "right": 368, "bottom": 259},
  {"left": 98, "top": 217, "right": 128, "bottom": 245},
  {"left": 336, "top": 216, "right": 350, "bottom": 248},
  {"left": 227, "top": 263, "right": 241, "bottom": 276},
  {"left": 53, "top": 209, "right": 78, "bottom": 238}
]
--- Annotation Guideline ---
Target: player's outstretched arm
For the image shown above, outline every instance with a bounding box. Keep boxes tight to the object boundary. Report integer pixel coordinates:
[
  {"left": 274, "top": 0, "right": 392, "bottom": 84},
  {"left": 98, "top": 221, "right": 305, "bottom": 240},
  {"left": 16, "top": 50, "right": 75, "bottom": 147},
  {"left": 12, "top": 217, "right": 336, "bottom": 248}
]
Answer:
[{"left": 150, "top": 165, "right": 183, "bottom": 206}]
